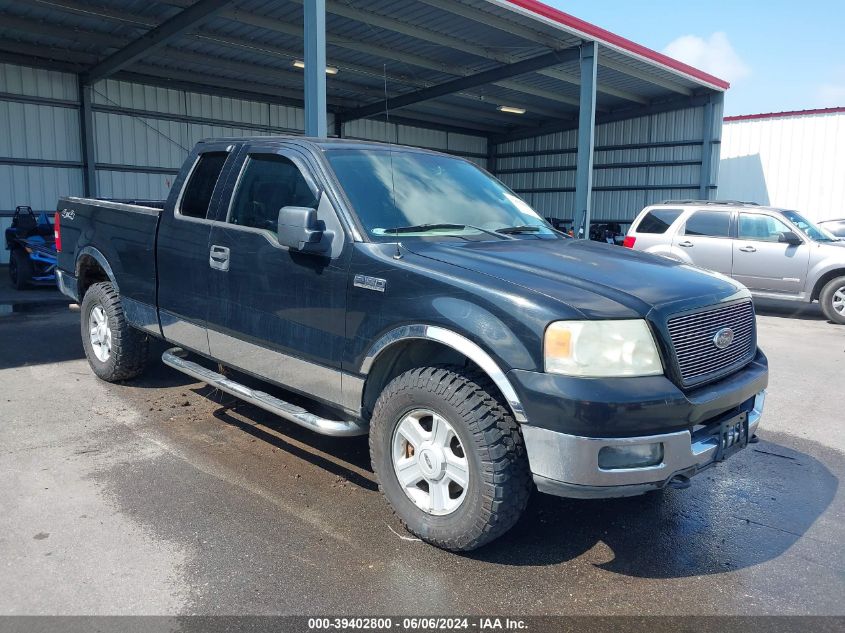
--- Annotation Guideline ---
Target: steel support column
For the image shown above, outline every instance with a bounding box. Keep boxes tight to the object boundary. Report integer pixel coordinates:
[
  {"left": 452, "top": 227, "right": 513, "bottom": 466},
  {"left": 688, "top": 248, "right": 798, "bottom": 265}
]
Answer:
[
  {"left": 304, "top": 0, "right": 328, "bottom": 138},
  {"left": 78, "top": 81, "right": 97, "bottom": 197},
  {"left": 487, "top": 140, "right": 497, "bottom": 175},
  {"left": 699, "top": 92, "right": 722, "bottom": 199},
  {"left": 574, "top": 42, "right": 598, "bottom": 239}
]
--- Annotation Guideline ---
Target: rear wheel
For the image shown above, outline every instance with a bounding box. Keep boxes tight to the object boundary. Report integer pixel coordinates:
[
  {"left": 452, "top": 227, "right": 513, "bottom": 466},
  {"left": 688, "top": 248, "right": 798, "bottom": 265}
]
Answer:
[
  {"left": 9, "top": 249, "right": 32, "bottom": 290},
  {"left": 819, "top": 276, "right": 845, "bottom": 325},
  {"left": 80, "top": 281, "right": 150, "bottom": 381},
  {"left": 369, "top": 366, "right": 532, "bottom": 551}
]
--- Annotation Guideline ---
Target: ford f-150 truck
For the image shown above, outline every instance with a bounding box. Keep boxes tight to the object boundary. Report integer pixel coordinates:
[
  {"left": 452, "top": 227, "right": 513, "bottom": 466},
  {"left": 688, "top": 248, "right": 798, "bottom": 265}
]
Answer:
[{"left": 55, "top": 137, "right": 768, "bottom": 551}]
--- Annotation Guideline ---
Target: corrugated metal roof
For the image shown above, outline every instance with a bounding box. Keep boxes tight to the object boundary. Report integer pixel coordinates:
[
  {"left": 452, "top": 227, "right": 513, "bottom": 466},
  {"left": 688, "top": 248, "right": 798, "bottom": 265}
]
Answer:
[{"left": 0, "top": 0, "right": 725, "bottom": 136}]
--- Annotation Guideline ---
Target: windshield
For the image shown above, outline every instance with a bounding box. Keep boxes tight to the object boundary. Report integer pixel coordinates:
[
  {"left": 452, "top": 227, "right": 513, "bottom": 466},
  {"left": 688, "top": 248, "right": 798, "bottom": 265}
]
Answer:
[
  {"left": 782, "top": 210, "right": 837, "bottom": 242},
  {"left": 325, "top": 148, "right": 556, "bottom": 241}
]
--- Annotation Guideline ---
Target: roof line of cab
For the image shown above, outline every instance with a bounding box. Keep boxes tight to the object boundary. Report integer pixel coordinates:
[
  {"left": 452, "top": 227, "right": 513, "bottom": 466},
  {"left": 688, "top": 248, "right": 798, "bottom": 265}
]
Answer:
[{"left": 194, "top": 135, "right": 448, "bottom": 155}]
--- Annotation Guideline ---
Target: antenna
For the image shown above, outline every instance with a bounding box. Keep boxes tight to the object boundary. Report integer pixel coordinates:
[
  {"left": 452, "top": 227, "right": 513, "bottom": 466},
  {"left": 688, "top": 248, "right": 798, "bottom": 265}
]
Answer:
[{"left": 383, "top": 64, "right": 402, "bottom": 259}]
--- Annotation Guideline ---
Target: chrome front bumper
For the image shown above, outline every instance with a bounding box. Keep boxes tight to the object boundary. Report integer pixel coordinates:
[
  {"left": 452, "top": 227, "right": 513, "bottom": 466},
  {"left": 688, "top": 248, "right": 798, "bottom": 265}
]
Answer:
[{"left": 522, "top": 390, "right": 766, "bottom": 499}]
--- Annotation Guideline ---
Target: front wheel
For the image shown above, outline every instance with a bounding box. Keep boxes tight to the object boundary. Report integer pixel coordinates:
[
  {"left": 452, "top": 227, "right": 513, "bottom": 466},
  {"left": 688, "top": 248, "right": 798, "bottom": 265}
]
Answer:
[
  {"left": 80, "top": 281, "right": 150, "bottom": 381},
  {"left": 369, "top": 366, "right": 532, "bottom": 551},
  {"left": 819, "top": 276, "right": 845, "bottom": 325}
]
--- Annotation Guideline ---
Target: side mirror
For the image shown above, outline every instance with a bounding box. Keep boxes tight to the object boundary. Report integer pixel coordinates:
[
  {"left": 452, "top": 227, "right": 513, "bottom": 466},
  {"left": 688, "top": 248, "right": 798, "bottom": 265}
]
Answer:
[
  {"left": 778, "top": 231, "right": 803, "bottom": 246},
  {"left": 277, "top": 206, "right": 325, "bottom": 251}
]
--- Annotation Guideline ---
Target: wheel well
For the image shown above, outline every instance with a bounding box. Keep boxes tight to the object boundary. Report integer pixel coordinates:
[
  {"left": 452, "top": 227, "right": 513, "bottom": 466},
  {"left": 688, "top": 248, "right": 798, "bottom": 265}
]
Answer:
[
  {"left": 77, "top": 254, "right": 110, "bottom": 299},
  {"left": 811, "top": 269, "right": 845, "bottom": 301},
  {"left": 361, "top": 340, "right": 507, "bottom": 421}
]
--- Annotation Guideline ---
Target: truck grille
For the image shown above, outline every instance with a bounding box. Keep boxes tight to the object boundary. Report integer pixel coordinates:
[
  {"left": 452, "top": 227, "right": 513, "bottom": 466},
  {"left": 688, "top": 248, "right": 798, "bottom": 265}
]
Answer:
[{"left": 667, "top": 301, "right": 756, "bottom": 386}]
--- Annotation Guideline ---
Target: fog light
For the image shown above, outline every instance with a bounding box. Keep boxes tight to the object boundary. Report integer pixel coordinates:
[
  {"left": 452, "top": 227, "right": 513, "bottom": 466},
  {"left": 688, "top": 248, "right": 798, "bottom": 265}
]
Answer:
[{"left": 598, "top": 443, "right": 663, "bottom": 470}]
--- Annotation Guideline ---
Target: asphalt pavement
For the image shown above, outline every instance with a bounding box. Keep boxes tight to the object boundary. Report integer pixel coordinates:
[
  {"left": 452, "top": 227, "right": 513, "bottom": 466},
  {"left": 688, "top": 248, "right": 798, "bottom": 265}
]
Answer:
[{"left": 1, "top": 274, "right": 843, "bottom": 616}]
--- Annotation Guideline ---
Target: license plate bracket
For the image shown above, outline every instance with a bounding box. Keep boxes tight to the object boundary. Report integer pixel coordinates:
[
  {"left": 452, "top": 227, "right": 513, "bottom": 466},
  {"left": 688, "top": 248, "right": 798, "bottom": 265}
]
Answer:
[{"left": 714, "top": 411, "right": 749, "bottom": 462}]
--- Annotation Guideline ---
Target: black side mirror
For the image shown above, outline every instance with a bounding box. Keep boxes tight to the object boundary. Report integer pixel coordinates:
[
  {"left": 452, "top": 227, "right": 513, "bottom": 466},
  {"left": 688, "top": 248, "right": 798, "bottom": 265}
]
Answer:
[
  {"left": 778, "top": 231, "right": 803, "bottom": 246},
  {"left": 277, "top": 206, "right": 325, "bottom": 251}
]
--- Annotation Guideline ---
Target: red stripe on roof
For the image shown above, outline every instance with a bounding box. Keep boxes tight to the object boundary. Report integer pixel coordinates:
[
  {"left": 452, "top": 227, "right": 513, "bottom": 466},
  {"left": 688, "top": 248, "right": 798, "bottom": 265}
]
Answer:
[
  {"left": 724, "top": 107, "right": 845, "bottom": 122},
  {"left": 501, "top": 0, "right": 730, "bottom": 90}
]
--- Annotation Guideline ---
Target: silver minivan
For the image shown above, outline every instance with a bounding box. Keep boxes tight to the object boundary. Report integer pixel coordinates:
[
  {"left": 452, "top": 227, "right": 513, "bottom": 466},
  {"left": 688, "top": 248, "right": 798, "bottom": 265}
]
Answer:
[{"left": 625, "top": 200, "right": 845, "bottom": 324}]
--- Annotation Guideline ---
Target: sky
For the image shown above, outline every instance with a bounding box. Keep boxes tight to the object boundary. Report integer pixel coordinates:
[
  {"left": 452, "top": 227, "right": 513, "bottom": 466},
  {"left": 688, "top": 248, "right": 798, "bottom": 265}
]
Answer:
[{"left": 546, "top": 0, "right": 845, "bottom": 116}]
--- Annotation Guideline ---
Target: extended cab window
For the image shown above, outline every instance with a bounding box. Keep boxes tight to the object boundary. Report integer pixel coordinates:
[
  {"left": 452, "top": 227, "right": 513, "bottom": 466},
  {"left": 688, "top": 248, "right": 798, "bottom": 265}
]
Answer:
[
  {"left": 179, "top": 151, "right": 228, "bottom": 219},
  {"left": 228, "top": 154, "right": 318, "bottom": 233},
  {"left": 684, "top": 210, "right": 732, "bottom": 238},
  {"left": 636, "top": 209, "right": 682, "bottom": 234},
  {"left": 738, "top": 213, "right": 793, "bottom": 242}
]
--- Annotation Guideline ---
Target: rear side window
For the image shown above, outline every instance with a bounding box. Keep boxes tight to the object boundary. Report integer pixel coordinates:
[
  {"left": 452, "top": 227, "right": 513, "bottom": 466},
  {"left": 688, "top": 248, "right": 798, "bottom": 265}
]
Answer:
[
  {"left": 228, "top": 154, "right": 318, "bottom": 233},
  {"left": 636, "top": 208, "right": 682, "bottom": 234},
  {"left": 179, "top": 152, "right": 228, "bottom": 219},
  {"left": 684, "top": 210, "right": 732, "bottom": 237}
]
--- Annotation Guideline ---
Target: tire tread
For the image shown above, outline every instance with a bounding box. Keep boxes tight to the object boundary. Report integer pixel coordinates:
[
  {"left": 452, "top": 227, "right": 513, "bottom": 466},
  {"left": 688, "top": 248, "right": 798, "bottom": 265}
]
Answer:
[
  {"left": 369, "top": 364, "right": 532, "bottom": 551},
  {"left": 81, "top": 282, "right": 149, "bottom": 381}
]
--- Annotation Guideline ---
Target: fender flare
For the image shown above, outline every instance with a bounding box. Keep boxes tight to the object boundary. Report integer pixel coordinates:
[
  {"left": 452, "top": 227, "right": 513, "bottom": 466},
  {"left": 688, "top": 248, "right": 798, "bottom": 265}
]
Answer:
[
  {"left": 360, "top": 324, "right": 528, "bottom": 423},
  {"left": 75, "top": 246, "right": 119, "bottom": 293}
]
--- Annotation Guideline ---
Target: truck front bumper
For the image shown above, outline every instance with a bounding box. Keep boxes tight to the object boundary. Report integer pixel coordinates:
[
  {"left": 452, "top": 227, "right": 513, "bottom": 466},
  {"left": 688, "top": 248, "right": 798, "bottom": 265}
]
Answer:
[{"left": 522, "top": 390, "right": 764, "bottom": 498}]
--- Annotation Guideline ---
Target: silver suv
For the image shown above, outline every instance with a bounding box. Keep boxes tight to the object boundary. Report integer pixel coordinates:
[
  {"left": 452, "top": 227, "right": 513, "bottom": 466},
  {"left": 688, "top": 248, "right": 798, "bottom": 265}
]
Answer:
[{"left": 625, "top": 200, "right": 845, "bottom": 324}]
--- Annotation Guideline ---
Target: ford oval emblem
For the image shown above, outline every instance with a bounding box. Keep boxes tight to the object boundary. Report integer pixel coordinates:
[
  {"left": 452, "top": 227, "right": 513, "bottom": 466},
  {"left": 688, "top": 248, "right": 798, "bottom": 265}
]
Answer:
[{"left": 713, "top": 327, "right": 734, "bottom": 350}]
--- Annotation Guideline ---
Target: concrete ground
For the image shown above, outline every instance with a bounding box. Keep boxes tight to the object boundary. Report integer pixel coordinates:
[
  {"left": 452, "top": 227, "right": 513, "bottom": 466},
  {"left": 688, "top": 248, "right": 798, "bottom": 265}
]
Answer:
[{"left": 0, "top": 273, "right": 843, "bottom": 615}]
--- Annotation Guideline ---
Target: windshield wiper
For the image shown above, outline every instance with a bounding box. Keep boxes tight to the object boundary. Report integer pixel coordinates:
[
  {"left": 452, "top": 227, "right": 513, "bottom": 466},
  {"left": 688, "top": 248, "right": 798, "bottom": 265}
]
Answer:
[
  {"left": 496, "top": 225, "right": 542, "bottom": 234},
  {"left": 382, "top": 223, "right": 513, "bottom": 239}
]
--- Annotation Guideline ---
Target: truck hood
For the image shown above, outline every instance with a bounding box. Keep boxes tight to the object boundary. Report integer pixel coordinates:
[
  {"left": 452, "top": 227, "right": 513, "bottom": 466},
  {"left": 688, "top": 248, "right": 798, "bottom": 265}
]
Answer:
[{"left": 404, "top": 238, "right": 745, "bottom": 318}]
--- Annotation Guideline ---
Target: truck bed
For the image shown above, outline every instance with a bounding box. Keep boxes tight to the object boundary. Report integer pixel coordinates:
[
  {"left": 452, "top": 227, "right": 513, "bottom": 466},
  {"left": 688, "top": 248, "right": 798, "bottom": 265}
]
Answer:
[{"left": 56, "top": 196, "right": 163, "bottom": 309}]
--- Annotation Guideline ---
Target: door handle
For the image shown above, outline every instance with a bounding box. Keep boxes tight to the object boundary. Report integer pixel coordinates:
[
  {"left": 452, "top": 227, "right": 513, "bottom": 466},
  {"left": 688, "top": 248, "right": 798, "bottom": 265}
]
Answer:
[
  {"left": 738, "top": 245, "right": 757, "bottom": 253},
  {"left": 209, "top": 245, "right": 230, "bottom": 271},
  {"left": 678, "top": 240, "right": 694, "bottom": 248}
]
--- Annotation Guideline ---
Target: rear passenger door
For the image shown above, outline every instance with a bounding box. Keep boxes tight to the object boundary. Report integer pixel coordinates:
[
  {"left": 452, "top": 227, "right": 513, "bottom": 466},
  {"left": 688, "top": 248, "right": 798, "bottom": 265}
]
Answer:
[
  {"left": 157, "top": 142, "right": 238, "bottom": 355},
  {"left": 672, "top": 209, "right": 734, "bottom": 275},
  {"left": 732, "top": 212, "right": 810, "bottom": 295},
  {"left": 205, "top": 145, "right": 352, "bottom": 407}
]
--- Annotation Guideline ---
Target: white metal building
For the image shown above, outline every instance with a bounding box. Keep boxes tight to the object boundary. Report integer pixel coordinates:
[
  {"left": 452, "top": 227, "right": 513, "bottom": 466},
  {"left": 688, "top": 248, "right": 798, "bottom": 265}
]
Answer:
[
  {"left": 0, "top": 0, "right": 729, "bottom": 264},
  {"left": 719, "top": 107, "right": 845, "bottom": 222}
]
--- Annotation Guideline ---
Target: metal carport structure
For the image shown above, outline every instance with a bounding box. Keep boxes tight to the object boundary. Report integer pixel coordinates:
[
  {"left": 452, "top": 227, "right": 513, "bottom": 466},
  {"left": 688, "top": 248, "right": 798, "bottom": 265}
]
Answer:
[{"left": 0, "top": 0, "right": 728, "bottom": 259}]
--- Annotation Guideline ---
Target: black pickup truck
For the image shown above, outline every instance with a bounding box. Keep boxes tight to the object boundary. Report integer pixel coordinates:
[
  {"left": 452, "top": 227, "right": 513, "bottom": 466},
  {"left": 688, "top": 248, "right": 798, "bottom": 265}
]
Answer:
[{"left": 55, "top": 137, "right": 768, "bottom": 551}]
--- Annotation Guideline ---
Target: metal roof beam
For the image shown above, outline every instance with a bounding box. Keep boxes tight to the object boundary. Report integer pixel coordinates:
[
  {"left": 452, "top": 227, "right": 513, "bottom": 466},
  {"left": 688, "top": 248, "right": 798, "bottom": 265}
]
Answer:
[
  {"left": 304, "top": 0, "right": 516, "bottom": 64},
  {"left": 415, "top": 0, "right": 650, "bottom": 105},
  {"left": 156, "top": 0, "right": 587, "bottom": 110},
  {"left": 540, "top": 68, "right": 649, "bottom": 104},
  {"left": 116, "top": 69, "right": 362, "bottom": 112},
  {"left": 599, "top": 55, "right": 692, "bottom": 96},
  {"left": 490, "top": 93, "right": 711, "bottom": 144},
  {"left": 81, "top": 0, "right": 236, "bottom": 84},
  {"left": 13, "top": 3, "right": 582, "bottom": 115},
  {"left": 0, "top": 39, "right": 96, "bottom": 67},
  {"left": 1, "top": 13, "right": 126, "bottom": 49},
  {"left": 26, "top": 0, "right": 157, "bottom": 27},
  {"left": 338, "top": 48, "right": 580, "bottom": 123},
  {"left": 140, "top": 51, "right": 526, "bottom": 126}
]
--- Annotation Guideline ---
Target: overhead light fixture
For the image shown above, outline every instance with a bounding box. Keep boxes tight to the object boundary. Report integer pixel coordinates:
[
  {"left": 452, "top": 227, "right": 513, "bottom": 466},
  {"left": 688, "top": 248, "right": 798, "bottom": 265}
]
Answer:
[
  {"left": 497, "top": 105, "right": 526, "bottom": 115},
  {"left": 292, "top": 60, "right": 339, "bottom": 75}
]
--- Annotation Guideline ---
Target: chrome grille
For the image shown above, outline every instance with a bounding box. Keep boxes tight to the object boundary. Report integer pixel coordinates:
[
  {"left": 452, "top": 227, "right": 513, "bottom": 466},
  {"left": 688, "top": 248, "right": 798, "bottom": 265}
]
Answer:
[{"left": 667, "top": 301, "right": 756, "bottom": 386}]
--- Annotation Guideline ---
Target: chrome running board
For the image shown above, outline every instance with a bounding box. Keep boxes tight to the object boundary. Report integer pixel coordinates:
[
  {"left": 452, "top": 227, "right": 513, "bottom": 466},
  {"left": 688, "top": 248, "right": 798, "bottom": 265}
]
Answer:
[{"left": 162, "top": 347, "right": 367, "bottom": 437}]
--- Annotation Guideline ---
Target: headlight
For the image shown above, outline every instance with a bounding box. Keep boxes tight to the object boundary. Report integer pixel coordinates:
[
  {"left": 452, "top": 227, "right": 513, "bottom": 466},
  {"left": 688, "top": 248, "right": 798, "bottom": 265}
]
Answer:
[{"left": 544, "top": 319, "right": 663, "bottom": 377}]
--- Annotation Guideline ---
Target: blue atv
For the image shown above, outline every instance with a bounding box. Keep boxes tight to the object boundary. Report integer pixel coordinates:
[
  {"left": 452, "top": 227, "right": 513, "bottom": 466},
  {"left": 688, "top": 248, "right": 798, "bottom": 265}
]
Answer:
[{"left": 5, "top": 206, "right": 57, "bottom": 290}]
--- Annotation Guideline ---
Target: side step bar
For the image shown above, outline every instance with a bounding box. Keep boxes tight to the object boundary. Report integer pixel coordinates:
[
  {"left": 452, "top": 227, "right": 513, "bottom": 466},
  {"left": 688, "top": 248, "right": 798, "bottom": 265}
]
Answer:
[{"left": 162, "top": 347, "right": 367, "bottom": 437}]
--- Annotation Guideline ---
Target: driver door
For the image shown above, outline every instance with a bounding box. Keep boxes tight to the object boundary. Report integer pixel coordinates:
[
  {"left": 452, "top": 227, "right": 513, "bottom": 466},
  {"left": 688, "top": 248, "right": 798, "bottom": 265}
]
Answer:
[
  {"left": 206, "top": 144, "right": 352, "bottom": 405},
  {"left": 731, "top": 212, "right": 810, "bottom": 295}
]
